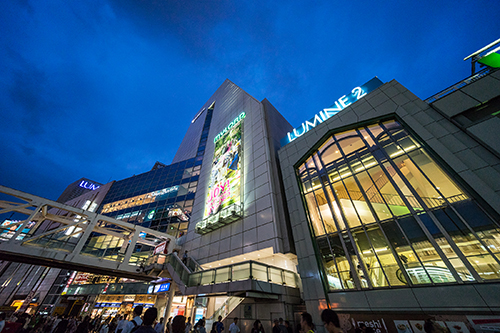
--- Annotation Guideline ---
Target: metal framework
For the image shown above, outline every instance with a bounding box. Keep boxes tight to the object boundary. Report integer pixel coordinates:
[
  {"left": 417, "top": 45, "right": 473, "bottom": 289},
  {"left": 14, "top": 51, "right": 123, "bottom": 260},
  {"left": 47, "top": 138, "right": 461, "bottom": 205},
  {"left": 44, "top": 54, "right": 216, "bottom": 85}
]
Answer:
[{"left": 0, "top": 185, "right": 175, "bottom": 281}]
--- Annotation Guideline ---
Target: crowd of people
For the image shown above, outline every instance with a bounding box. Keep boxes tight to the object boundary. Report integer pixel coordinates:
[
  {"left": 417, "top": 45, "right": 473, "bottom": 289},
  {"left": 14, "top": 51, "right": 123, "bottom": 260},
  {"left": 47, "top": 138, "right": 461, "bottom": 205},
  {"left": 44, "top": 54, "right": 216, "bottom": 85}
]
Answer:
[{"left": 0, "top": 307, "right": 448, "bottom": 333}]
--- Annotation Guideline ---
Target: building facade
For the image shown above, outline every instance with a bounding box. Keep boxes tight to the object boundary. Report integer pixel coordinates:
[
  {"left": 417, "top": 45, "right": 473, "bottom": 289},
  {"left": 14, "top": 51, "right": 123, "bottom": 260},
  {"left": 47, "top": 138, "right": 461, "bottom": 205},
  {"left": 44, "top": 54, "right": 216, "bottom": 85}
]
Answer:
[{"left": 278, "top": 70, "right": 500, "bottom": 331}]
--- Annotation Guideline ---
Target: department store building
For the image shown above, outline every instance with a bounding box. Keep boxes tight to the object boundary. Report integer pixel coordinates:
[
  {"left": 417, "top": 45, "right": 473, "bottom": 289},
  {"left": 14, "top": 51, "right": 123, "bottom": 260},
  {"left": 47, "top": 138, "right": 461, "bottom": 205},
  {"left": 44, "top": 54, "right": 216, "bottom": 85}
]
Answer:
[{"left": 278, "top": 69, "right": 500, "bottom": 330}]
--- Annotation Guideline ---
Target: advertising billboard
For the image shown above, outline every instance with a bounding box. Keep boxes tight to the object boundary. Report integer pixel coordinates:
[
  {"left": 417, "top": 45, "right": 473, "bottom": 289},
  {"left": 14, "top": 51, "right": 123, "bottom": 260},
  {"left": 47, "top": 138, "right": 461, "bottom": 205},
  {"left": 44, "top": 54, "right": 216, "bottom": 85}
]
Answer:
[{"left": 204, "top": 113, "right": 244, "bottom": 218}]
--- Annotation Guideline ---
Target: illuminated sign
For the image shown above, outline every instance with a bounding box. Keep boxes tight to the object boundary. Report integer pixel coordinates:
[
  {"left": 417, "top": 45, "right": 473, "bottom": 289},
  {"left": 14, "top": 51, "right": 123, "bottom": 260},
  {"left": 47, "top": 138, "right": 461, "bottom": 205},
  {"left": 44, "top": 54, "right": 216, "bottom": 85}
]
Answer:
[
  {"left": 204, "top": 114, "right": 243, "bottom": 218},
  {"left": 157, "top": 282, "right": 171, "bottom": 293},
  {"left": 102, "top": 185, "right": 180, "bottom": 213},
  {"left": 153, "top": 240, "right": 170, "bottom": 255},
  {"left": 281, "top": 78, "right": 383, "bottom": 146},
  {"left": 213, "top": 112, "right": 246, "bottom": 143},
  {"left": 79, "top": 180, "right": 100, "bottom": 190}
]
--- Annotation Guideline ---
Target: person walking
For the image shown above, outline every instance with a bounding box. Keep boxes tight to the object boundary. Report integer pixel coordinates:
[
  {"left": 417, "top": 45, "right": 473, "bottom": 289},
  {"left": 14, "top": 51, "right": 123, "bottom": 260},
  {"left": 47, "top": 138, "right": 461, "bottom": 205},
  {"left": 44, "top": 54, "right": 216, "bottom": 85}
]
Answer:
[
  {"left": 251, "top": 320, "right": 264, "bottom": 333},
  {"left": 54, "top": 315, "right": 69, "bottom": 333},
  {"left": 272, "top": 320, "right": 280, "bottom": 333},
  {"left": 321, "top": 309, "right": 342, "bottom": 333},
  {"left": 228, "top": 318, "right": 239, "bottom": 333},
  {"left": 197, "top": 319, "right": 206, "bottom": 333},
  {"left": 185, "top": 317, "right": 192, "bottom": 333},
  {"left": 122, "top": 306, "right": 143, "bottom": 333},
  {"left": 100, "top": 319, "right": 110, "bottom": 333},
  {"left": 75, "top": 316, "right": 91, "bottom": 333},
  {"left": 0, "top": 313, "right": 6, "bottom": 333},
  {"left": 215, "top": 316, "right": 224, "bottom": 333},
  {"left": 300, "top": 313, "right": 315, "bottom": 333},
  {"left": 182, "top": 251, "right": 188, "bottom": 265},
  {"left": 132, "top": 308, "right": 158, "bottom": 333},
  {"left": 171, "top": 316, "right": 186, "bottom": 333},
  {"left": 154, "top": 318, "right": 164, "bottom": 333},
  {"left": 116, "top": 316, "right": 128, "bottom": 333},
  {"left": 166, "top": 318, "right": 172, "bottom": 333},
  {"left": 210, "top": 322, "right": 218, "bottom": 333},
  {"left": 278, "top": 319, "right": 287, "bottom": 333}
]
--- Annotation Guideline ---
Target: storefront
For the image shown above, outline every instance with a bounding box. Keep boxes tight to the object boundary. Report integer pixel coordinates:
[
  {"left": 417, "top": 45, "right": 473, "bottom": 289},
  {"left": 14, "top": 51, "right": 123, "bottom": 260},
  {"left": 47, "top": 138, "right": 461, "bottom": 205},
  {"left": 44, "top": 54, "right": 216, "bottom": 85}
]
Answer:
[{"left": 93, "top": 294, "right": 157, "bottom": 318}]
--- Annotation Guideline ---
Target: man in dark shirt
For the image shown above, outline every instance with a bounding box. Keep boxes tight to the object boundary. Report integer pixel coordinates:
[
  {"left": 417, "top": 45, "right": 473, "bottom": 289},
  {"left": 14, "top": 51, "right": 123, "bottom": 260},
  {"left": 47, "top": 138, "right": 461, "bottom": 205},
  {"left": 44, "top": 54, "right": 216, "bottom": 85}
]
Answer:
[
  {"left": 134, "top": 308, "right": 158, "bottom": 333},
  {"left": 272, "top": 320, "right": 280, "bottom": 333}
]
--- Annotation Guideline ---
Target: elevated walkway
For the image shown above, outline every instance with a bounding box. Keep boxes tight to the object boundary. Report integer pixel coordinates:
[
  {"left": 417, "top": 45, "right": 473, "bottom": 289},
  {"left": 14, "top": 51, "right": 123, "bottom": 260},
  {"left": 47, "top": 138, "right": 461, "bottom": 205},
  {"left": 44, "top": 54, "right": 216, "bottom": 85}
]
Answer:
[
  {"left": 0, "top": 185, "right": 174, "bottom": 281},
  {"left": 145, "top": 253, "right": 301, "bottom": 298}
]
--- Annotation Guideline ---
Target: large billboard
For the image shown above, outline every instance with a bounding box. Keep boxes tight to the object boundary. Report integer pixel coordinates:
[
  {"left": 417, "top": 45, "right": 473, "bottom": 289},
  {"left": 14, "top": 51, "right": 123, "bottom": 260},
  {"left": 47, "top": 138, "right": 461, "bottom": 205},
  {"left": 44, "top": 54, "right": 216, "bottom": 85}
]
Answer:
[{"left": 204, "top": 113, "right": 244, "bottom": 218}]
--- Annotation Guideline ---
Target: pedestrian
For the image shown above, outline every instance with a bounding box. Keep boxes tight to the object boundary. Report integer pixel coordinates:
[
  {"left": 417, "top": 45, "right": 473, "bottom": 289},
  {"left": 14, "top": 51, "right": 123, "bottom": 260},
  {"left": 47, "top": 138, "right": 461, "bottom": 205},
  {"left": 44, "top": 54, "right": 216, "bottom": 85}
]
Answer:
[
  {"left": 116, "top": 316, "right": 128, "bottom": 333},
  {"left": 122, "top": 306, "right": 143, "bottom": 333},
  {"left": 54, "top": 315, "right": 69, "bottom": 333},
  {"left": 273, "top": 320, "right": 280, "bottom": 333},
  {"left": 300, "top": 313, "right": 314, "bottom": 333},
  {"left": 284, "top": 321, "right": 292, "bottom": 333},
  {"left": 210, "top": 322, "right": 217, "bottom": 333},
  {"left": 321, "top": 309, "right": 341, "bottom": 333},
  {"left": 251, "top": 320, "right": 264, "bottom": 333},
  {"left": 194, "top": 319, "right": 205, "bottom": 333},
  {"left": 182, "top": 251, "right": 188, "bottom": 265},
  {"left": 75, "top": 316, "right": 91, "bottom": 333},
  {"left": 109, "top": 317, "right": 118, "bottom": 333},
  {"left": 185, "top": 317, "right": 192, "bottom": 333},
  {"left": 228, "top": 318, "right": 239, "bottom": 333},
  {"left": 278, "top": 319, "right": 287, "bottom": 333},
  {"left": 215, "top": 316, "right": 224, "bottom": 333},
  {"left": 166, "top": 318, "right": 172, "bottom": 333},
  {"left": 0, "top": 313, "right": 6, "bottom": 333},
  {"left": 132, "top": 308, "right": 158, "bottom": 333},
  {"left": 354, "top": 323, "right": 365, "bottom": 333},
  {"left": 51, "top": 315, "right": 62, "bottom": 333},
  {"left": 100, "top": 319, "right": 110, "bottom": 333},
  {"left": 154, "top": 318, "right": 164, "bottom": 333},
  {"left": 171, "top": 316, "right": 186, "bottom": 333}
]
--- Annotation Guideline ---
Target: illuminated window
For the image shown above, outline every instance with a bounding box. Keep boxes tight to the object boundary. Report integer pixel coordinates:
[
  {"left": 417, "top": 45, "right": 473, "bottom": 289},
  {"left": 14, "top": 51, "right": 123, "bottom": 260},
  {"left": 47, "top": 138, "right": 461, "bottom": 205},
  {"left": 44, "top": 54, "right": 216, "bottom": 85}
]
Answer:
[{"left": 297, "top": 120, "right": 500, "bottom": 291}]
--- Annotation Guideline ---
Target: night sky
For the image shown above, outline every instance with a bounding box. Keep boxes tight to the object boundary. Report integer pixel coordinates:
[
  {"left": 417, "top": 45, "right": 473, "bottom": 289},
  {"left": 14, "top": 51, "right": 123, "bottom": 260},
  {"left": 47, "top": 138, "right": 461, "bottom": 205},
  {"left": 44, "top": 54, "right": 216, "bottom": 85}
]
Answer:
[{"left": 1, "top": 0, "right": 499, "bottom": 201}]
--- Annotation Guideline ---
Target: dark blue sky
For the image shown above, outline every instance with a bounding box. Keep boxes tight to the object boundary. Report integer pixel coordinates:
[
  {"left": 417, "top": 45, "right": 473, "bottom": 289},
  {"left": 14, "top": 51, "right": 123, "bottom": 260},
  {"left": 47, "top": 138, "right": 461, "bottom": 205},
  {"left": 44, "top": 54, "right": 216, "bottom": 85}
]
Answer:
[{"left": 1, "top": 0, "right": 499, "bottom": 201}]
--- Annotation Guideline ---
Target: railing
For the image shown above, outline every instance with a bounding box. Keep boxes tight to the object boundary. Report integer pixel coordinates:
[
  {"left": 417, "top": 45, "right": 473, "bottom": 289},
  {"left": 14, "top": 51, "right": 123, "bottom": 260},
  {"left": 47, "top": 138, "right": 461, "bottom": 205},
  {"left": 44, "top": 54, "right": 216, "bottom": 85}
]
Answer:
[
  {"left": 146, "top": 254, "right": 299, "bottom": 288},
  {"left": 206, "top": 296, "right": 244, "bottom": 327},
  {"left": 187, "top": 260, "right": 298, "bottom": 287},
  {"left": 80, "top": 245, "right": 147, "bottom": 266},
  {"left": 195, "top": 202, "right": 243, "bottom": 234},
  {"left": 424, "top": 67, "right": 496, "bottom": 103}
]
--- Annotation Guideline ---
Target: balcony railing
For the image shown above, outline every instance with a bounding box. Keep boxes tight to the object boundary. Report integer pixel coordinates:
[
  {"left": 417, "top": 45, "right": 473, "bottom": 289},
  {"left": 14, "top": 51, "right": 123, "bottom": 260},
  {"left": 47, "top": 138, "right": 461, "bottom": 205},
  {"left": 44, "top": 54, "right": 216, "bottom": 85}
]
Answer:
[
  {"left": 146, "top": 253, "right": 299, "bottom": 288},
  {"left": 424, "top": 67, "right": 495, "bottom": 103},
  {"left": 195, "top": 202, "right": 243, "bottom": 234}
]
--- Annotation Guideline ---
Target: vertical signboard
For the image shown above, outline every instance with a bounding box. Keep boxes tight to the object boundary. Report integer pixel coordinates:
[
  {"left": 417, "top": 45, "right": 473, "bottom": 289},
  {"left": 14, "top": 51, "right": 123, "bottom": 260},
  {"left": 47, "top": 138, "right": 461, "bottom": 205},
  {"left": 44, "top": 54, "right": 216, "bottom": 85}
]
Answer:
[{"left": 204, "top": 113, "right": 244, "bottom": 218}]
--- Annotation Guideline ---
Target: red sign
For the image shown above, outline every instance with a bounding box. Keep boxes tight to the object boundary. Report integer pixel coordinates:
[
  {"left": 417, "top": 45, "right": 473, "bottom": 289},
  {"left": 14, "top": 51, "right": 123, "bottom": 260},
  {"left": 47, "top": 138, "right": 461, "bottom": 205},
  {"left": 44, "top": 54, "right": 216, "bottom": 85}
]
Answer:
[{"left": 153, "top": 240, "right": 170, "bottom": 255}]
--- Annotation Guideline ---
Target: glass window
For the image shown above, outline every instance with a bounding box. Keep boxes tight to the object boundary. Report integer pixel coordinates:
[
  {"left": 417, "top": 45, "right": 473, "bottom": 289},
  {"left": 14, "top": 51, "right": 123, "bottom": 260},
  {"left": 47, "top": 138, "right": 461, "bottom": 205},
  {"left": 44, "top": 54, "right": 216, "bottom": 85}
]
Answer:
[{"left": 296, "top": 119, "right": 500, "bottom": 291}]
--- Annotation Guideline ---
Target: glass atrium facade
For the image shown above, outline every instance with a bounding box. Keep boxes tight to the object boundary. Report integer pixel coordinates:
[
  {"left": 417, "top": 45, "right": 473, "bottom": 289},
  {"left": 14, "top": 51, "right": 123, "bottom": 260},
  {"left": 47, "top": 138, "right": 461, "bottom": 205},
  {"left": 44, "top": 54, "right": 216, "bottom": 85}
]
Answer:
[
  {"left": 100, "top": 157, "right": 201, "bottom": 238},
  {"left": 297, "top": 120, "right": 500, "bottom": 291},
  {"left": 98, "top": 104, "right": 215, "bottom": 239}
]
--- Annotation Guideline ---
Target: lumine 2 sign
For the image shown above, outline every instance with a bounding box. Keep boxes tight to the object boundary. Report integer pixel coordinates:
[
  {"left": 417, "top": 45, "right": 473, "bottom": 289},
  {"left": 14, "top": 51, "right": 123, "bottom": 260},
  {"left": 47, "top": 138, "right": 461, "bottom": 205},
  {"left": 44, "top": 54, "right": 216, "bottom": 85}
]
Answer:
[{"left": 281, "top": 77, "right": 383, "bottom": 146}]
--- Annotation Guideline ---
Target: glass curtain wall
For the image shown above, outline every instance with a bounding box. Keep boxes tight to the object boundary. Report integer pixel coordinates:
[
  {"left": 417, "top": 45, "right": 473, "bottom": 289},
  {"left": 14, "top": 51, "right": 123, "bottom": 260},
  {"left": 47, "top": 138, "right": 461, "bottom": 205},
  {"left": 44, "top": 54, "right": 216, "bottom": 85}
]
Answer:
[{"left": 297, "top": 120, "right": 500, "bottom": 291}]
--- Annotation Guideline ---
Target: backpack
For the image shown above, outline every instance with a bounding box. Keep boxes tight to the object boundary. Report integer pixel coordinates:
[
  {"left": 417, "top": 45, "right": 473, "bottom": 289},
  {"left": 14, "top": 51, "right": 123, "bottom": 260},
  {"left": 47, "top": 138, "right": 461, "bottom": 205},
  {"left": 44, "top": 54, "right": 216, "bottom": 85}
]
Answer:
[{"left": 130, "top": 320, "right": 140, "bottom": 333}]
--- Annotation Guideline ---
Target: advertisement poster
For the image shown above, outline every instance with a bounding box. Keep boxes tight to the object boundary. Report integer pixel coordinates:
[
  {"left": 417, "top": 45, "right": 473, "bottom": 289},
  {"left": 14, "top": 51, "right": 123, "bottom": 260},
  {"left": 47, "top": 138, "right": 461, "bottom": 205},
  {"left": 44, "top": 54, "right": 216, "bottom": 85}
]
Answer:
[
  {"left": 445, "top": 322, "right": 470, "bottom": 333},
  {"left": 467, "top": 315, "right": 500, "bottom": 333},
  {"left": 409, "top": 321, "right": 425, "bottom": 333},
  {"left": 204, "top": 119, "right": 243, "bottom": 218},
  {"left": 393, "top": 320, "right": 413, "bottom": 333}
]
